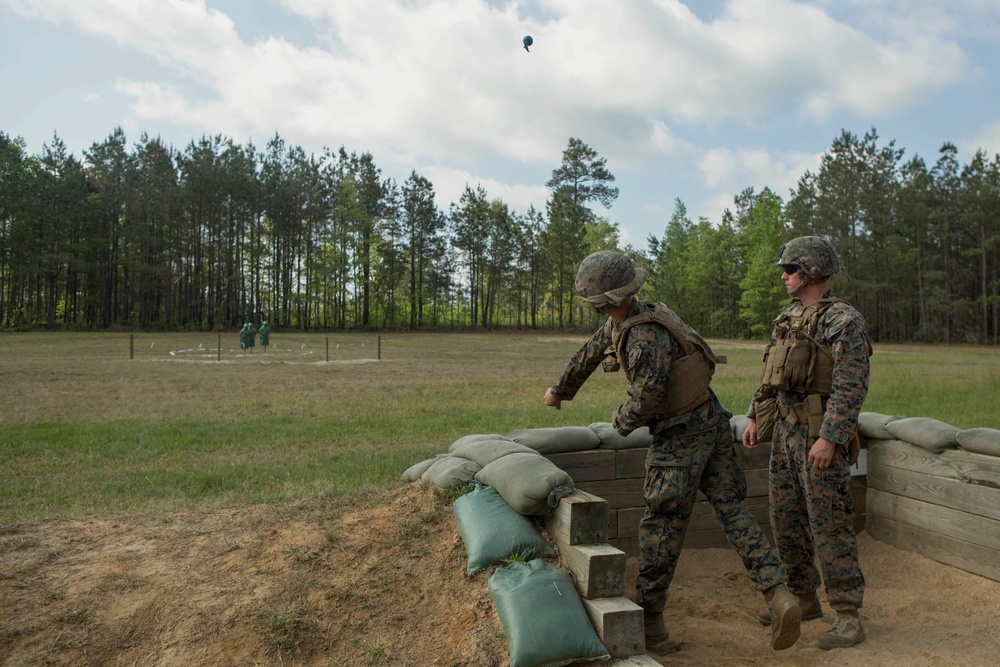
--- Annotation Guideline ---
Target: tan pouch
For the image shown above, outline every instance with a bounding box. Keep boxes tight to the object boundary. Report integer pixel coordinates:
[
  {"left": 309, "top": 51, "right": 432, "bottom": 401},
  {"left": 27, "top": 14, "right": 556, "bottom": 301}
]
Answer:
[
  {"left": 807, "top": 393, "right": 824, "bottom": 438},
  {"left": 755, "top": 397, "right": 778, "bottom": 442}
]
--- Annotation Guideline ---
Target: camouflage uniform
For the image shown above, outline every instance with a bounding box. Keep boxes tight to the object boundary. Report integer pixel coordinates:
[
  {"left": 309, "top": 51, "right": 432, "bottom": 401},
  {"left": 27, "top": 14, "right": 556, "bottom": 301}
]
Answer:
[
  {"left": 748, "top": 289, "right": 869, "bottom": 612},
  {"left": 550, "top": 298, "right": 788, "bottom": 614}
]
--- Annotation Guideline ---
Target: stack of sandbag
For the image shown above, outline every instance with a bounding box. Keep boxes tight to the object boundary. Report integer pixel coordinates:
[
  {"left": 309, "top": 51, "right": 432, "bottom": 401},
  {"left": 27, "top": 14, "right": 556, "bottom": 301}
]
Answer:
[{"left": 401, "top": 431, "right": 575, "bottom": 516}]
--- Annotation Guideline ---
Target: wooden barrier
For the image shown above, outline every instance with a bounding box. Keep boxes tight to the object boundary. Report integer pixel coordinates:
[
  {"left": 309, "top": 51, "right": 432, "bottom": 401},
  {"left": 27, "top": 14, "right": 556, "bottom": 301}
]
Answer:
[
  {"left": 547, "top": 442, "right": 868, "bottom": 556},
  {"left": 865, "top": 438, "right": 1000, "bottom": 583}
]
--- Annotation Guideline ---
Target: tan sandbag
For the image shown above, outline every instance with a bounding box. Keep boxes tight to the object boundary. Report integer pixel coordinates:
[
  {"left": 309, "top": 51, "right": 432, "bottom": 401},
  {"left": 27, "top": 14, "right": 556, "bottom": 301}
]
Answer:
[
  {"left": 507, "top": 426, "right": 601, "bottom": 454},
  {"left": 450, "top": 437, "right": 538, "bottom": 467},
  {"left": 448, "top": 433, "right": 512, "bottom": 452},
  {"left": 420, "top": 455, "right": 482, "bottom": 491},
  {"left": 885, "top": 417, "right": 960, "bottom": 453},
  {"left": 588, "top": 422, "right": 652, "bottom": 449},
  {"left": 475, "top": 452, "right": 574, "bottom": 516},
  {"left": 400, "top": 454, "right": 446, "bottom": 482},
  {"left": 957, "top": 428, "right": 1000, "bottom": 458},
  {"left": 858, "top": 412, "right": 904, "bottom": 440},
  {"left": 730, "top": 415, "right": 751, "bottom": 443}
]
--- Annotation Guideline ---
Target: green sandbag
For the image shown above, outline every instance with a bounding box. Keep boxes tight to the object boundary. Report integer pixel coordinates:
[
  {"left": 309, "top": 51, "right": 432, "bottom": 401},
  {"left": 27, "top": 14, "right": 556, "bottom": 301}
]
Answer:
[
  {"left": 885, "top": 417, "right": 960, "bottom": 453},
  {"left": 489, "top": 559, "right": 610, "bottom": 667},
  {"left": 588, "top": 422, "right": 652, "bottom": 449},
  {"left": 453, "top": 484, "right": 555, "bottom": 575},
  {"left": 957, "top": 428, "right": 1000, "bottom": 457}
]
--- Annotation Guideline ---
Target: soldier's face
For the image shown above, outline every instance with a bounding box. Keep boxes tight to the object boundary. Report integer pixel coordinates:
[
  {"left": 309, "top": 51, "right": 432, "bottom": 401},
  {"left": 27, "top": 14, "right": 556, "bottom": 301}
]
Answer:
[{"left": 781, "top": 265, "right": 802, "bottom": 294}]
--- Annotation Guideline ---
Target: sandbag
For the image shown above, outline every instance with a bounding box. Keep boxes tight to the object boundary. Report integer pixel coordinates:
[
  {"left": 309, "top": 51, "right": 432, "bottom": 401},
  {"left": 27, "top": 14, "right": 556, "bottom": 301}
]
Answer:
[
  {"left": 957, "top": 428, "right": 1000, "bottom": 458},
  {"left": 588, "top": 422, "right": 652, "bottom": 450},
  {"left": 454, "top": 483, "right": 555, "bottom": 575},
  {"left": 475, "top": 452, "right": 574, "bottom": 516},
  {"left": 400, "top": 455, "right": 446, "bottom": 482},
  {"left": 507, "top": 426, "right": 601, "bottom": 455},
  {"left": 448, "top": 433, "right": 512, "bottom": 452},
  {"left": 885, "top": 417, "right": 960, "bottom": 454},
  {"left": 420, "top": 455, "right": 482, "bottom": 491},
  {"left": 730, "top": 415, "right": 751, "bottom": 443},
  {"left": 450, "top": 437, "right": 539, "bottom": 466},
  {"left": 858, "top": 412, "right": 903, "bottom": 440},
  {"left": 489, "top": 559, "right": 610, "bottom": 667}
]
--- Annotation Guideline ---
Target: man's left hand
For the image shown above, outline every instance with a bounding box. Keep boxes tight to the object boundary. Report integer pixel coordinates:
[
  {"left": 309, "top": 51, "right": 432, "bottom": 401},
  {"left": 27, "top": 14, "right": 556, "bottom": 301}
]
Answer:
[{"left": 544, "top": 387, "right": 561, "bottom": 410}]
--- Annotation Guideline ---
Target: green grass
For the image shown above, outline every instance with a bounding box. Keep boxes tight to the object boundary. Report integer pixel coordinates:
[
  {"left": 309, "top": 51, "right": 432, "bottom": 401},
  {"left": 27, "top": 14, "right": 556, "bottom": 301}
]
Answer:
[{"left": 1, "top": 331, "right": 997, "bottom": 522}]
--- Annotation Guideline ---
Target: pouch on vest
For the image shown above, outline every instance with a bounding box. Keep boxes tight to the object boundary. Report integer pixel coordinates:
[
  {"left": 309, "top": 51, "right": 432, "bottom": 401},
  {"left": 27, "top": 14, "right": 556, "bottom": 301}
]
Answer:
[
  {"left": 761, "top": 344, "right": 790, "bottom": 390},
  {"left": 785, "top": 339, "right": 814, "bottom": 388},
  {"left": 755, "top": 396, "right": 778, "bottom": 443},
  {"left": 807, "top": 393, "right": 824, "bottom": 439}
]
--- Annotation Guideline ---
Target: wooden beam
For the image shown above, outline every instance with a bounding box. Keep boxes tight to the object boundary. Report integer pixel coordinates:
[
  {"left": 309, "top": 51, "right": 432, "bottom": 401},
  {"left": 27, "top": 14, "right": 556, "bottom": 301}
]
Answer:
[
  {"left": 868, "top": 514, "right": 1000, "bottom": 583},
  {"left": 581, "top": 597, "right": 645, "bottom": 658},
  {"left": 868, "top": 463, "right": 1000, "bottom": 522},
  {"left": 545, "top": 490, "right": 609, "bottom": 545},
  {"left": 867, "top": 488, "right": 1000, "bottom": 552},
  {"left": 556, "top": 541, "right": 627, "bottom": 599},
  {"left": 545, "top": 449, "right": 617, "bottom": 482}
]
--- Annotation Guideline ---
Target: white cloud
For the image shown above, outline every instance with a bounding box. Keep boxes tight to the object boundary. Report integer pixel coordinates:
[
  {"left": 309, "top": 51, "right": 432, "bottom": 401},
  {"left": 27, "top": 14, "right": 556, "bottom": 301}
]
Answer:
[
  {"left": 421, "top": 165, "right": 549, "bottom": 214},
  {"left": 966, "top": 120, "right": 1000, "bottom": 159},
  {"left": 697, "top": 145, "right": 821, "bottom": 209}
]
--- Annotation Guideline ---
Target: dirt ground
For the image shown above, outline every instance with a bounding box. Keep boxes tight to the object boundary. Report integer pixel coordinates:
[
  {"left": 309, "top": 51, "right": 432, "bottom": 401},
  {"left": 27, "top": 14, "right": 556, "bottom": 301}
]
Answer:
[{"left": 3, "top": 483, "right": 999, "bottom": 667}]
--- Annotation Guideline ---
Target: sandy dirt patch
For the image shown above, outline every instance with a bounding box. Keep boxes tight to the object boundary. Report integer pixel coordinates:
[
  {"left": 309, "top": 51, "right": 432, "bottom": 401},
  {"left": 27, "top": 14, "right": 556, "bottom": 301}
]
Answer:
[{"left": 2, "top": 484, "right": 998, "bottom": 666}]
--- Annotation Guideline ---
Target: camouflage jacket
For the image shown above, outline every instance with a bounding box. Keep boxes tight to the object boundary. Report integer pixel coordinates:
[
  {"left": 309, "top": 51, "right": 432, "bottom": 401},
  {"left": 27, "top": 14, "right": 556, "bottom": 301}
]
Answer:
[
  {"left": 748, "top": 289, "right": 870, "bottom": 444},
  {"left": 549, "top": 299, "right": 726, "bottom": 440}
]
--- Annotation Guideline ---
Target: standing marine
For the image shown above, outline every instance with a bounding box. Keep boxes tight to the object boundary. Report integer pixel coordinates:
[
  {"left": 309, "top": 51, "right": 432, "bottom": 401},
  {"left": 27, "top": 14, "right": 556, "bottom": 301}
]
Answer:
[
  {"left": 742, "top": 235, "right": 871, "bottom": 650},
  {"left": 545, "top": 250, "right": 802, "bottom": 654}
]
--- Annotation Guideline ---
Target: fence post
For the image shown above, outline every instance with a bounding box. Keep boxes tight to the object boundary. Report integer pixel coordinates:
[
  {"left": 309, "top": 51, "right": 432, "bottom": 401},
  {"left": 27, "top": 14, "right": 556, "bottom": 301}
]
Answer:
[
  {"left": 326, "top": 337, "right": 329, "bottom": 362},
  {"left": 130, "top": 333, "right": 134, "bottom": 360},
  {"left": 378, "top": 335, "right": 381, "bottom": 360},
  {"left": 218, "top": 334, "right": 221, "bottom": 362}
]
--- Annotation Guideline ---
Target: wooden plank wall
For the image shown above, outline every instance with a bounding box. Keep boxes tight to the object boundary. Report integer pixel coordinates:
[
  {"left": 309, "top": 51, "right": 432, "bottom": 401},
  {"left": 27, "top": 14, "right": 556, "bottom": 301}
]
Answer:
[
  {"left": 546, "top": 442, "right": 868, "bottom": 556},
  {"left": 865, "top": 438, "right": 1000, "bottom": 583}
]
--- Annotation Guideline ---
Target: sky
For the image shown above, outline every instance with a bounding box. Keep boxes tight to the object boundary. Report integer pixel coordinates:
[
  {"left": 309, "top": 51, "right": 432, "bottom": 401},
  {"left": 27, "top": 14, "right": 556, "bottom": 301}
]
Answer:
[{"left": 2, "top": 0, "right": 999, "bottom": 248}]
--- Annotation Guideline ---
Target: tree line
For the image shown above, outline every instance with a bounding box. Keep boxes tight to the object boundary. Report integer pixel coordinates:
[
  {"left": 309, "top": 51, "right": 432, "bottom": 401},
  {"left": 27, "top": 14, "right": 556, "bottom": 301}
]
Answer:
[{"left": 0, "top": 128, "right": 997, "bottom": 343}]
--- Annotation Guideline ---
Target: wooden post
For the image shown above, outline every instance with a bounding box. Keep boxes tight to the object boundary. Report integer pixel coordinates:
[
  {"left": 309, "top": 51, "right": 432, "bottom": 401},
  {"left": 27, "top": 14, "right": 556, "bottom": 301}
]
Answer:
[
  {"left": 130, "top": 334, "right": 134, "bottom": 360},
  {"left": 218, "top": 334, "right": 221, "bottom": 362},
  {"left": 326, "top": 337, "right": 329, "bottom": 362},
  {"left": 378, "top": 335, "right": 381, "bottom": 360}
]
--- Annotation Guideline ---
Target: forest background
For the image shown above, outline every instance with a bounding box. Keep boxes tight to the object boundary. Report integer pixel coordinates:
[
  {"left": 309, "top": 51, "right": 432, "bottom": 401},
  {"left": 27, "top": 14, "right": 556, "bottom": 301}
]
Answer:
[{"left": 1, "top": 126, "right": 998, "bottom": 344}]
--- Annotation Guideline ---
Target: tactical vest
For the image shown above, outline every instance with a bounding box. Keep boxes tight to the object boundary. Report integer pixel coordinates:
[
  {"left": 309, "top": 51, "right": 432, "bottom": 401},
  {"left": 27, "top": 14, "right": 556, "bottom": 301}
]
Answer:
[
  {"left": 609, "top": 303, "right": 725, "bottom": 418},
  {"left": 759, "top": 297, "right": 840, "bottom": 395}
]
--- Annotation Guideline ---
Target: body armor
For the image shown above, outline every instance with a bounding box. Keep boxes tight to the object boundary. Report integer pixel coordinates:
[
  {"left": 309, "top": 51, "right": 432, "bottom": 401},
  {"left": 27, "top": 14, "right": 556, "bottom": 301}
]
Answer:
[
  {"left": 609, "top": 303, "right": 725, "bottom": 418},
  {"left": 760, "top": 297, "right": 840, "bottom": 395}
]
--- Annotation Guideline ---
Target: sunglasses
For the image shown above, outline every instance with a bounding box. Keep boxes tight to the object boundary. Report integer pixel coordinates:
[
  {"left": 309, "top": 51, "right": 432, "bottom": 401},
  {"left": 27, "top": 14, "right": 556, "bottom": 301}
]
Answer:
[{"left": 780, "top": 265, "right": 800, "bottom": 275}]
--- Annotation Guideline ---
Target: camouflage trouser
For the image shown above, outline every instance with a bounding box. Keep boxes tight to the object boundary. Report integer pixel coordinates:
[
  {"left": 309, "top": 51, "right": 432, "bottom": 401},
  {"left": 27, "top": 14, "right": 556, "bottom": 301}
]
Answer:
[
  {"left": 634, "top": 414, "right": 787, "bottom": 613},
  {"left": 769, "top": 419, "right": 864, "bottom": 611}
]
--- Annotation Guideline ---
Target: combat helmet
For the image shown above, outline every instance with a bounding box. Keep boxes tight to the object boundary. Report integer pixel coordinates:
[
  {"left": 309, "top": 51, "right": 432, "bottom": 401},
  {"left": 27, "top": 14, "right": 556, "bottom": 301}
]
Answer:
[
  {"left": 575, "top": 251, "right": 646, "bottom": 308},
  {"left": 777, "top": 236, "right": 840, "bottom": 277}
]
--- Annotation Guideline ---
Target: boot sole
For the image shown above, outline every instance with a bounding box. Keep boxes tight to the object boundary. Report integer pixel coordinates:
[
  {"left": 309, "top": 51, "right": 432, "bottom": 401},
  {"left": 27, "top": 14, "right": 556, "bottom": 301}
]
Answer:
[
  {"left": 771, "top": 605, "right": 802, "bottom": 651},
  {"left": 759, "top": 608, "right": 823, "bottom": 627}
]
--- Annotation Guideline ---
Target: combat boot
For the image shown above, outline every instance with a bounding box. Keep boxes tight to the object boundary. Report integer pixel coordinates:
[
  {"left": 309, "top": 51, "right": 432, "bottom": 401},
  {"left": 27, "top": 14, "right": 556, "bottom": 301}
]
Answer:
[
  {"left": 757, "top": 590, "right": 823, "bottom": 626},
  {"left": 818, "top": 609, "right": 865, "bottom": 650},
  {"left": 643, "top": 609, "right": 671, "bottom": 653},
  {"left": 763, "top": 584, "right": 801, "bottom": 650}
]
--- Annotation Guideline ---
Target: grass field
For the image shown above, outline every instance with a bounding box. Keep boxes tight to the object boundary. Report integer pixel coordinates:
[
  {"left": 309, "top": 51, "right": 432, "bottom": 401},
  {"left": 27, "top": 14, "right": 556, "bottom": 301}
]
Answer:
[{"left": 2, "top": 331, "right": 997, "bottom": 522}]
